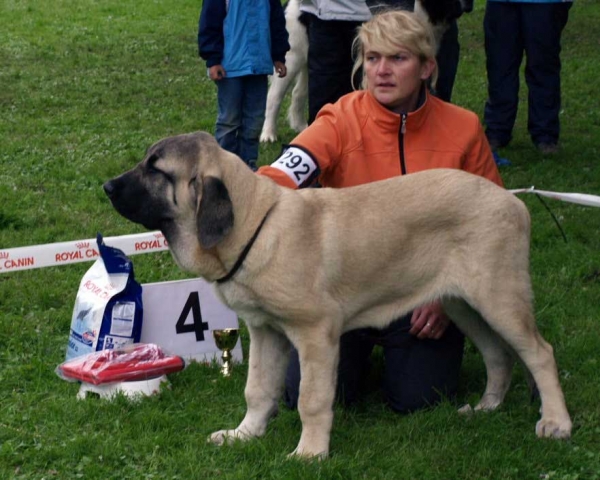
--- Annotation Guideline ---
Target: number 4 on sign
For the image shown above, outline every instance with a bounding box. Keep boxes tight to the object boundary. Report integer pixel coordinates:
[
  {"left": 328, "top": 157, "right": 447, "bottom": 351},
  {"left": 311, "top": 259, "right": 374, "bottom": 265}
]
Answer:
[
  {"left": 140, "top": 278, "right": 241, "bottom": 363},
  {"left": 175, "top": 292, "right": 209, "bottom": 341}
]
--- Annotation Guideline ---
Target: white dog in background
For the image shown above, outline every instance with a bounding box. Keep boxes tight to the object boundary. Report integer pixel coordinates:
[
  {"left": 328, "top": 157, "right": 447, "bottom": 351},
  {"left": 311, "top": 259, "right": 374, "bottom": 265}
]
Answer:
[
  {"left": 260, "top": 0, "right": 308, "bottom": 143},
  {"left": 260, "top": 0, "right": 473, "bottom": 143}
]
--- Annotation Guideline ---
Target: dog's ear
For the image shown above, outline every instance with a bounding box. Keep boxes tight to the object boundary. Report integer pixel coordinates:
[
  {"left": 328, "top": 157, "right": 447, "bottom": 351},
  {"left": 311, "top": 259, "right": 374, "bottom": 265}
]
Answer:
[{"left": 196, "top": 176, "right": 234, "bottom": 249}]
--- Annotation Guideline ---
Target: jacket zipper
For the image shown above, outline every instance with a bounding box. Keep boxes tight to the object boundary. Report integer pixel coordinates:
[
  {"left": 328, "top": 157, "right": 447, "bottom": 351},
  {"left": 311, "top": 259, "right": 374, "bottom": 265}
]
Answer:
[{"left": 399, "top": 113, "right": 407, "bottom": 175}]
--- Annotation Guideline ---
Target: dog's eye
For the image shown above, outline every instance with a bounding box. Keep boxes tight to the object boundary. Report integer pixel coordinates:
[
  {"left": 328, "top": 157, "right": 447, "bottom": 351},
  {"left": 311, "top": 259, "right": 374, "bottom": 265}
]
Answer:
[
  {"left": 147, "top": 156, "right": 169, "bottom": 176},
  {"left": 146, "top": 154, "right": 160, "bottom": 172},
  {"left": 147, "top": 163, "right": 161, "bottom": 174},
  {"left": 146, "top": 159, "right": 175, "bottom": 185}
]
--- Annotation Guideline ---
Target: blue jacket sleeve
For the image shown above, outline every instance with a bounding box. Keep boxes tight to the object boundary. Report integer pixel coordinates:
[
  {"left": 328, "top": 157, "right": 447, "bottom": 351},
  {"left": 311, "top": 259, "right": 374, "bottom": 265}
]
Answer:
[
  {"left": 269, "top": 0, "right": 290, "bottom": 64},
  {"left": 198, "top": 0, "right": 226, "bottom": 67}
]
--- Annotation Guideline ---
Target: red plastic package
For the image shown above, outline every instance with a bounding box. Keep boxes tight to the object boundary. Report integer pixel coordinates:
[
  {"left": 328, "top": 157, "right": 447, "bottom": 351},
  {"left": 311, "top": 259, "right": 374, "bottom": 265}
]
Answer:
[{"left": 56, "top": 343, "right": 185, "bottom": 385}]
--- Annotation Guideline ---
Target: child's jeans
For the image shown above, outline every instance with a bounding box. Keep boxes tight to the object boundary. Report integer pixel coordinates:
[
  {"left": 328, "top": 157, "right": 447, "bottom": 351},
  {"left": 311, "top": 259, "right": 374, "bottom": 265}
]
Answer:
[{"left": 215, "top": 75, "right": 268, "bottom": 171}]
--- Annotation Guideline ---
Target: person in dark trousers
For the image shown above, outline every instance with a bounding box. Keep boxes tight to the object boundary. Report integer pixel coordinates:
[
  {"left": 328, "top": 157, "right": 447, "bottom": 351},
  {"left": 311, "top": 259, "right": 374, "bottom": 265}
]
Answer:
[
  {"left": 483, "top": 0, "right": 573, "bottom": 154},
  {"left": 433, "top": 19, "right": 460, "bottom": 101},
  {"left": 198, "top": 0, "right": 290, "bottom": 170},
  {"left": 301, "top": 0, "right": 472, "bottom": 126},
  {"left": 299, "top": 0, "right": 372, "bottom": 124}
]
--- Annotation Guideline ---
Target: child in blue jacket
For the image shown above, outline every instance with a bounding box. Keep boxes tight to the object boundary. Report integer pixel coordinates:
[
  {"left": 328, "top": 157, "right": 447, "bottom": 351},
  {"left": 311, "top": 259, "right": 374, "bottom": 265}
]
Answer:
[{"left": 198, "top": 0, "right": 290, "bottom": 171}]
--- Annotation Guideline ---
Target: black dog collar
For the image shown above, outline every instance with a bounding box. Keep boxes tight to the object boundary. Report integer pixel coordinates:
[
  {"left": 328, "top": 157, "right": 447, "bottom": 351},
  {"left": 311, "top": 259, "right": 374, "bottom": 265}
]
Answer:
[{"left": 216, "top": 207, "right": 273, "bottom": 284}]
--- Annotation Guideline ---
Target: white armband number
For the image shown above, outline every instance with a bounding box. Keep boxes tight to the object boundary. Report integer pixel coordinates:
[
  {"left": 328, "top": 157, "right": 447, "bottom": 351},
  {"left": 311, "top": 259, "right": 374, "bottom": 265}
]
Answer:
[{"left": 270, "top": 147, "right": 318, "bottom": 187}]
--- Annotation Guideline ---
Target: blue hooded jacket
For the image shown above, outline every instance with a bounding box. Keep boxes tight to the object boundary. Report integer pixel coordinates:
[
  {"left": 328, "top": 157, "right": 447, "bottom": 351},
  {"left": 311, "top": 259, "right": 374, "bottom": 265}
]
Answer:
[{"left": 198, "top": 0, "right": 290, "bottom": 77}]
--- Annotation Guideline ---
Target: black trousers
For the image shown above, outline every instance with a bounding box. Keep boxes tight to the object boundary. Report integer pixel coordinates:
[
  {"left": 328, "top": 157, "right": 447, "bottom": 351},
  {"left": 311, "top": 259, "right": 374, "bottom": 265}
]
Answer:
[
  {"left": 306, "top": 15, "right": 362, "bottom": 124},
  {"left": 284, "top": 314, "right": 465, "bottom": 413},
  {"left": 434, "top": 20, "right": 460, "bottom": 103},
  {"left": 483, "top": 2, "right": 572, "bottom": 147}
]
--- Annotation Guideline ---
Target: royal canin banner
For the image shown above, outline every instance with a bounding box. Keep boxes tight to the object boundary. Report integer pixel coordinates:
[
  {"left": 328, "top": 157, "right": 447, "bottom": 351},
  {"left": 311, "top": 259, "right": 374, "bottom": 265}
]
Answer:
[{"left": 0, "top": 231, "right": 168, "bottom": 273}]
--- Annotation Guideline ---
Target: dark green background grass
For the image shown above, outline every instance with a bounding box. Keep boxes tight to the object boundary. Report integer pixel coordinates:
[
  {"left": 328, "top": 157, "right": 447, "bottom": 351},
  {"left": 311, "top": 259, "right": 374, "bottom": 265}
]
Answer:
[{"left": 1, "top": 0, "right": 599, "bottom": 478}]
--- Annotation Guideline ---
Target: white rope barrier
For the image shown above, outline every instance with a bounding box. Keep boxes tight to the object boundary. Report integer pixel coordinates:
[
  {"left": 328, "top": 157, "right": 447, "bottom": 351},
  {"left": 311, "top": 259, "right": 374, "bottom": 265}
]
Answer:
[
  {"left": 509, "top": 187, "right": 600, "bottom": 208},
  {"left": 2, "top": 188, "right": 599, "bottom": 273}
]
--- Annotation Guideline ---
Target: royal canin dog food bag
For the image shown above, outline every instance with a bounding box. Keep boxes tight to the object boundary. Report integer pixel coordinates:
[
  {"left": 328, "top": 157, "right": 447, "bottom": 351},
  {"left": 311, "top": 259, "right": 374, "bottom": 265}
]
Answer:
[{"left": 65, "top": 234, "right": 143, "bottom": 361}]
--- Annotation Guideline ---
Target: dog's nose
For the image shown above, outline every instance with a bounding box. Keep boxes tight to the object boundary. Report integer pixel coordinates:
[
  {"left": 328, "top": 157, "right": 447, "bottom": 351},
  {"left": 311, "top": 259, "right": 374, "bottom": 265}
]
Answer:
[{"left": 103, "top": 180, "right": 115, "bottom": 197}]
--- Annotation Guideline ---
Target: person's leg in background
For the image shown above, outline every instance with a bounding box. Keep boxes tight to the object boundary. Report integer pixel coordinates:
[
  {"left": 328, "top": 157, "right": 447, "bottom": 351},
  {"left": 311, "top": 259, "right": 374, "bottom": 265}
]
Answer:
[
  {"left": 381, "top": 315, "right": 465, "bottom": 413},
  {"left": 285, "top": 314, "right": 464, "bottom": 413},
  {"left": 433, "top": 19, "right": 459, "bottom": 102},
  {"left": 215, "top": 76, "right": 243, "bottom": 158},
  {"left": 521, "top": 2, "right": 572, "bottom": 152},
  {"left": 284, "top": 328, "right": 375, "bottom": 409},
  {"left": 306, "top": 15, "right": 362, "bottom": 124},
  {"left": 239, "top": 75, "right": 268, "bottom": 170},
  {"left": 483, "top": 1, "right": 523, "bottom": 149}
]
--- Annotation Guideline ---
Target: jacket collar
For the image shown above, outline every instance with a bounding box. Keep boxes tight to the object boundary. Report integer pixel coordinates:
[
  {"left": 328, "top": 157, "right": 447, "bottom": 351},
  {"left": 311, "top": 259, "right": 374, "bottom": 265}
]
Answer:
[{"left": 364, "top": 86, "right": 431, "bottom": 131}]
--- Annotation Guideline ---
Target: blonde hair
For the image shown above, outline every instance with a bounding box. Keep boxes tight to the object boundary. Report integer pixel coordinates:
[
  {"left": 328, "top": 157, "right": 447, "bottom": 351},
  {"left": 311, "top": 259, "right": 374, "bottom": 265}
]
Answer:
[{"left": 351, "top": 9, "right": 438, "bottom": 90}]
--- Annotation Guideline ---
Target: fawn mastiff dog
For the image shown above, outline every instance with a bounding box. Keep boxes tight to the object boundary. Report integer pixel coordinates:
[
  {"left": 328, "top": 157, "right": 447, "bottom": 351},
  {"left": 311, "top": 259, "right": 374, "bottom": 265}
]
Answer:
[{"left": 104, "top": 131, "right": 571, "bottom": 458}]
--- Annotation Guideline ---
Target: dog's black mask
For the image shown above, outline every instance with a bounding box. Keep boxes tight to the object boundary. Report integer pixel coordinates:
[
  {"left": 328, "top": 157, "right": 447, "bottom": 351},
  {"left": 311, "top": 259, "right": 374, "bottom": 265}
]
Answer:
[{"left": 103, "top": 169, "right": 173, "bottom": 231}]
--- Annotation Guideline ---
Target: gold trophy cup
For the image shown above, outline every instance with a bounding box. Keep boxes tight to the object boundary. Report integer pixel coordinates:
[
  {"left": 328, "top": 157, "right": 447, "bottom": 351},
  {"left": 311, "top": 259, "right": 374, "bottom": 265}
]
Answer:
[{"left": 212, "top": 328, "right": 239, "bottom": 377}]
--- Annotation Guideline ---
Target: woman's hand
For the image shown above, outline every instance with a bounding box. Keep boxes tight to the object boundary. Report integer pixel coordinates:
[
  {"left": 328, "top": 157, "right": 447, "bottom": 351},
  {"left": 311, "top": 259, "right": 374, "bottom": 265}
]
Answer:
[{"left": 409, "top": 300, "right": 450, "bottom": 340}]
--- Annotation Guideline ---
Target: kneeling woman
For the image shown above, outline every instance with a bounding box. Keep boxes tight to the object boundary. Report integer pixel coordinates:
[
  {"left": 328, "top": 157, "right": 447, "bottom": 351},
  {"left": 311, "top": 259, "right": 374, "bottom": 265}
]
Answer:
[{"left": 258, "top": 9, "right": 502, "bottom": 412}]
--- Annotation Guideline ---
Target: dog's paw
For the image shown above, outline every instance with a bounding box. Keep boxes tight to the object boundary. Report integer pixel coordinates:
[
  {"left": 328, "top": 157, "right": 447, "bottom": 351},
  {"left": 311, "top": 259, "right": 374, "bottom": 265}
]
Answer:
[
  {"left": 535, "top": 418, "right": 572, "bottom": 439},
  {"left": 287, "top": 446, "right": 328, "bottom": 460},
  {"left": 207, "top": 429, "right": 251, "bottom": 446},
  {"left": 457, "top": 404, "right": 474, "bottom": 416},
  {"left": 287, "top": 434, "right": 330, "bottom": 460},
  {"left": 472, "top": 393, "right": 503, "bottom": 412},
  {"left": 260, "top": 130, "right": 277, "bottom": 143}
]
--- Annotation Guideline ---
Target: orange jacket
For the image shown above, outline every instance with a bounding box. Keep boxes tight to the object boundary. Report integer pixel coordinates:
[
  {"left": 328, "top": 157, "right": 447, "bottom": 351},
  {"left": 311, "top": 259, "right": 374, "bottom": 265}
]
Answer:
[{"left": 258, "top": 90, "right": 503, "bottom": 188}]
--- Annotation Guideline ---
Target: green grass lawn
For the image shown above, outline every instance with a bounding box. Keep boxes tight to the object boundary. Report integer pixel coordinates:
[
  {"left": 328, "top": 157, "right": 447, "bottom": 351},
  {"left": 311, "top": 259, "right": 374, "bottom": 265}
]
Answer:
[{"left": 1, "top": 0, "right": 599, "bottom": 478}]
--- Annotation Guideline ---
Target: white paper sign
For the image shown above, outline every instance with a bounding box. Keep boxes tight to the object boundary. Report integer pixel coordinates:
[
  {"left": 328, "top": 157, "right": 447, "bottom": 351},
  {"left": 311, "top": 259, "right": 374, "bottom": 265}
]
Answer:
[{"left": 140, "top": 278, "right": 243, "bottom": 364}]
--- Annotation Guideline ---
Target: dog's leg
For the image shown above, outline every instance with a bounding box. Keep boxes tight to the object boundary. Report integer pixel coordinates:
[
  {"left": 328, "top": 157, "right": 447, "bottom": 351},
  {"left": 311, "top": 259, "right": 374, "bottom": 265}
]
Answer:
[
  {"left": 208, "top": 324, "right": 291, "bottom": 445},
  {"left": 481, "top": 315, "right": 572, "bottom": 439},
  {"left": 453, "top": 288, "right": 572, "bottom": 439},
  {"left": 260, "top": 72, "right": 295, "bottom": 143},
  {"left": 287, "top": 65, "right": 308, "bottom": 133},
  {"left": 444, "top": 298, "right": 515, "bottom": 412},
  {"left": 524, "top": 341, "right": 572, "bottom": 439},
  {"left": 288, "top": 326, "right": 340, "bottom": 459},
  {"left": 260, "top": 9, "right": 308, "bottom": 142}
]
